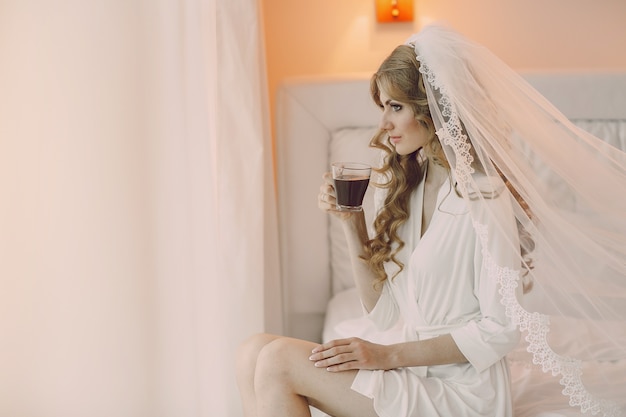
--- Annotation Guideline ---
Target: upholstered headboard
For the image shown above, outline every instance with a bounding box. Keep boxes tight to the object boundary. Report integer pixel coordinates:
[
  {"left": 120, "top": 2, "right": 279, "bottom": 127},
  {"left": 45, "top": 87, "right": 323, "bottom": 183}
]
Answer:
[{"left": 275, "top": 72, "right": 626, "bottom": 342}]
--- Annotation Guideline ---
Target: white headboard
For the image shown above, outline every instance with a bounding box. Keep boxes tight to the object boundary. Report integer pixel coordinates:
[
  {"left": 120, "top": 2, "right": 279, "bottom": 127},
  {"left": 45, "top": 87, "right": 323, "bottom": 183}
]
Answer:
[{"left": 275, "top": 72, "right": 626, "bottom": 342}]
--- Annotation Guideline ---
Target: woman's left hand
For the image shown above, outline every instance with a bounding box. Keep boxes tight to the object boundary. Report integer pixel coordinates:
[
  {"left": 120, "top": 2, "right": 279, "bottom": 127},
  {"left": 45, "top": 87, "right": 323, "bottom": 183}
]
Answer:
[{"left": 309, "top": 337, "right": 393, "bottom": 372}]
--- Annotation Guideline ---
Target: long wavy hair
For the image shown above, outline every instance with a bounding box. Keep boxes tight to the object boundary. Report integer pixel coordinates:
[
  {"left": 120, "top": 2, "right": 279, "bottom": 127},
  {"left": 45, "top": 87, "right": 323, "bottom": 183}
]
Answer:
[
  {"left": 363, "top": 45, "right": 445, "bottom": 287},
  {"left": 364, "top": 45, "right": 534, "bottom": 291}
]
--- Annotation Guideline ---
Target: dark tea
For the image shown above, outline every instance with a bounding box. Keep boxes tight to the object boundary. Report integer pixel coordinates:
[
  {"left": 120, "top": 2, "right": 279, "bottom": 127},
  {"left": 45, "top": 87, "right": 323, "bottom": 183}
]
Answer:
[{"left": 334, "top": 174, "right": 370, "bottom": 210}]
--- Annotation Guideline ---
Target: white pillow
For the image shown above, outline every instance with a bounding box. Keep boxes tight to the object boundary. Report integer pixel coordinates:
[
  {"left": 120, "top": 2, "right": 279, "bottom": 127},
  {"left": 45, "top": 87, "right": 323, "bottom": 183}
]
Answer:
[{"left": 328, "top": 127, "right": 380, "bottom": 294}]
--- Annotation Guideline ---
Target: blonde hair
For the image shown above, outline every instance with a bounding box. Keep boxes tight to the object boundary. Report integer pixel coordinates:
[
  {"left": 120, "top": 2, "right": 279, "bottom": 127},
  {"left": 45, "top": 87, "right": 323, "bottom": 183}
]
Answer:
[{"left": 364, "top": 45, "right": 445, "bottom": 287}]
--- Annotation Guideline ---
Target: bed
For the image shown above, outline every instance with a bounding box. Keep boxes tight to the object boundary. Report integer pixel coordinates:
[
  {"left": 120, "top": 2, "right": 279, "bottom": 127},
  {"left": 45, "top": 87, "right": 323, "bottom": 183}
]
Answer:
[{"left": 275, "top": 72, "right": 626, "bottom": 416}]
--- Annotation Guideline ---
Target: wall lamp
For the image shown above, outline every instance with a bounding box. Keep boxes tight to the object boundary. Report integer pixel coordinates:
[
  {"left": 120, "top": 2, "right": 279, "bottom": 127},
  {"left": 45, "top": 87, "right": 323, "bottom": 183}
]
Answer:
[{"left": 375, "top": 0, "right": 413, "bottom": 23}]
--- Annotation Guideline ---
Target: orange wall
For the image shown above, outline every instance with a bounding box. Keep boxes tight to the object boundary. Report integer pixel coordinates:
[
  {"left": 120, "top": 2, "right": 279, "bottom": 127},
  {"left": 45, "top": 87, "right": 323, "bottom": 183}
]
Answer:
[{"left": 263, "top": 0, "right": 626, "bottom": 121}]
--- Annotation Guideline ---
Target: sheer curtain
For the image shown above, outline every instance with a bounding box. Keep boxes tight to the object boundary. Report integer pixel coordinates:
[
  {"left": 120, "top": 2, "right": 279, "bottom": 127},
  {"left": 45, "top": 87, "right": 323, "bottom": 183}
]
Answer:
[{"left": 0, "top": 1, "right": 278, "bottom": 416}]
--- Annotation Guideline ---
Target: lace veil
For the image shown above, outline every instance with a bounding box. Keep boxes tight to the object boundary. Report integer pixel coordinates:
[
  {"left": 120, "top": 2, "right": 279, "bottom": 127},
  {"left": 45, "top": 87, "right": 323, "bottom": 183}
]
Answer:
[{"left": 406, "top": 24, "right": 626, "bottom": 416}]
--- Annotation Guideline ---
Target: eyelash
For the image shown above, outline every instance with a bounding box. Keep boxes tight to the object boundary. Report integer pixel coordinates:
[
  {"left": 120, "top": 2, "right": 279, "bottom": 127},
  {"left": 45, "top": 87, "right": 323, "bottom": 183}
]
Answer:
[{"left": 379, "top": 103, "right": 403, "bottom": 112}]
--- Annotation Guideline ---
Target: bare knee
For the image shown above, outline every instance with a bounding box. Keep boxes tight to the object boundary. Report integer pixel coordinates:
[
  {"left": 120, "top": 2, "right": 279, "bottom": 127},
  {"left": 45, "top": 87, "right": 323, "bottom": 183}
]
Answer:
[
  {"left": 237, "top": 334, "right": 277, "bottom": 367},
  {"left": 254, "top": 337, "right": 302, "bottom": 391},
  {"left": 236, "top": 333, "right": 280, "bottom": 386}
]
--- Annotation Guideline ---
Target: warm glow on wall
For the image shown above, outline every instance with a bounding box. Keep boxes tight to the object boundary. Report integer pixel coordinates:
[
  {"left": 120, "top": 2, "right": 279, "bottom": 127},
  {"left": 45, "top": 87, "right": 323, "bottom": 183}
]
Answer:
[{"left": 376, "top": 0, "right": 413, "bottom": 23}]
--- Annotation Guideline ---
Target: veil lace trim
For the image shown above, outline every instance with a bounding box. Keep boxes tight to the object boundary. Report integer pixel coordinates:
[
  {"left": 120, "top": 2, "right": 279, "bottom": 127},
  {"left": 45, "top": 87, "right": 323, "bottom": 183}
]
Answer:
[
  {"left": 474, "top": 221, "right": 621, "bottom": 417},
  {"left": 417, "top": 58, "right": 475, "bottom": 188}
]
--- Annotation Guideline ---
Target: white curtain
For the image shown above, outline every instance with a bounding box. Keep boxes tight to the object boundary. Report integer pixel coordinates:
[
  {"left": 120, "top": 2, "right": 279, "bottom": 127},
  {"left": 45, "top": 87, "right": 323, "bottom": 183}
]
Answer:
[{"left": 0, "top": 1, "right": 279, "bottom": 416}]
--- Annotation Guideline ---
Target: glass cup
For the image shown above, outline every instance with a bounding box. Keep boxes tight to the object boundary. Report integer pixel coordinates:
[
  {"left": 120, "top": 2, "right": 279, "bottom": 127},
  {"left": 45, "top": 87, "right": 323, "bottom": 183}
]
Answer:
[{"left": 331, "top": 162, "right": 371, "bottom": 211}]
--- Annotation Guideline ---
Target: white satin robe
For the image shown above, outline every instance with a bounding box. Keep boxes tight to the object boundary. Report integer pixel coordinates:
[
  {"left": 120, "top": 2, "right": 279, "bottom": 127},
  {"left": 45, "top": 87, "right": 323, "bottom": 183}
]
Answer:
[{"left": 342, "top": 174, "right": 521, "bottom": 417}]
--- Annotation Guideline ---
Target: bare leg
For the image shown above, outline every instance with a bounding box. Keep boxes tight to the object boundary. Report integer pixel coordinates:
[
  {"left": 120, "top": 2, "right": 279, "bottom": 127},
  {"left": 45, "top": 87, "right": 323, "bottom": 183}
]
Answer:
[
  {"left": 253, "top": 336, "right": 379, "bottom": 417},
  {"left": 236, "top": 333, "right": 281, "bottom": 417}
]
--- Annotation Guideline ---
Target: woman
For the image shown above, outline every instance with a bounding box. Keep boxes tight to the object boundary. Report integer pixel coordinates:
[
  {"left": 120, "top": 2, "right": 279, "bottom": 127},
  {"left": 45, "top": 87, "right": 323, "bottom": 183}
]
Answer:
[{"left": 236, "top": 24, "right": 626, "bottom": 417}]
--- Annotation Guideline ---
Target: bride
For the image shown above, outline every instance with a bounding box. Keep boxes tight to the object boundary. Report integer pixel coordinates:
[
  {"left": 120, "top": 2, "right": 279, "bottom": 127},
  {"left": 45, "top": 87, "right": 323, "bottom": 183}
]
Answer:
[{"left": 236, "top": 24, "right": 626, "bottom": 417}]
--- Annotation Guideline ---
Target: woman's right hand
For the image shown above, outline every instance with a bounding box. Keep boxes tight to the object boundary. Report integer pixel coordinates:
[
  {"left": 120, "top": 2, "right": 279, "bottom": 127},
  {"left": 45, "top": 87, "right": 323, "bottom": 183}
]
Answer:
[{"left": 318, "top": 172, "right": 355, "bottom": 221}]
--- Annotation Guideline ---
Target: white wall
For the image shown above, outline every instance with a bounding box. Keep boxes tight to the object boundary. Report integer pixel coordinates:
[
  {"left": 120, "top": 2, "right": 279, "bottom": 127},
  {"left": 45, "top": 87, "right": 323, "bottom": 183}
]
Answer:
[{"left": 262, "top": 0, "right": 626, "bottom": 124}]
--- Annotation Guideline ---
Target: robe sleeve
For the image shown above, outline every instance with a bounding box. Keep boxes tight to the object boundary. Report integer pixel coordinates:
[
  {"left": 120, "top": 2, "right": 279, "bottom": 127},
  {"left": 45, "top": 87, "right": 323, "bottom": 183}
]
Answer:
[
  {"left": 364, "top": 279, "right": 400, "bottom": 331},
  {"left": 450, "top": 192, "right": 522, "bottom": 373}
]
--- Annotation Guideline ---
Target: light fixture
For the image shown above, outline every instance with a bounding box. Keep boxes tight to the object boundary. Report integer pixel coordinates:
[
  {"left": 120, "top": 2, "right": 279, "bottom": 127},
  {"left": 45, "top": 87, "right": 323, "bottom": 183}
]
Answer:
[{"left": 375, "top": 0, "right": 413, "bottom": 23}]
